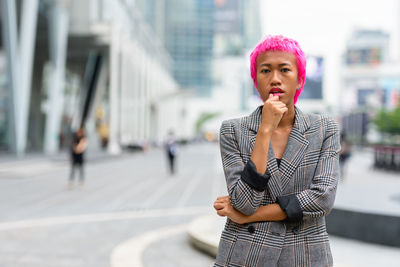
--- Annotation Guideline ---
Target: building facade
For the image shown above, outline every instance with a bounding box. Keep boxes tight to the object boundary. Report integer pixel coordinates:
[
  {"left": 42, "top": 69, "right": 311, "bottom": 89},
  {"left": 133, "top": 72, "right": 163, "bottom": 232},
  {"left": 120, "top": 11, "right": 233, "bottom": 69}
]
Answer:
[
  {"left": 0, "top": 0, "right": 183, "bottom": 155},
  {"left": 138, "top": 0, "right": 215, "bottom": 97},
  {"left": 341, "top": 29, "right": 400, "bottom": 143}
]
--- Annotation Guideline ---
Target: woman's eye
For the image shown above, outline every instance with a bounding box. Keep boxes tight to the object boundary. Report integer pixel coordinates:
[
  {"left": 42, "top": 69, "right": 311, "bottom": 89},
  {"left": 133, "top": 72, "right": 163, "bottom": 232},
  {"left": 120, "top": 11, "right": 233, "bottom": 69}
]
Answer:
[
  {"left": 261, "top": 69, "right": 270, "bottom": 73},
  {"left": 281, "top": 68, "right": 290, "bottom": 72}
]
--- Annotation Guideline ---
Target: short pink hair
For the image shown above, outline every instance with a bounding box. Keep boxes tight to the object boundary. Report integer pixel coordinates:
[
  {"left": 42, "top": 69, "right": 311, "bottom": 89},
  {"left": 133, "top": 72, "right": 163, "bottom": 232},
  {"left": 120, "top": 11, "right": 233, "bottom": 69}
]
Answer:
[{"left": 250, "top": 35, "right": 306, "bottom": 104}]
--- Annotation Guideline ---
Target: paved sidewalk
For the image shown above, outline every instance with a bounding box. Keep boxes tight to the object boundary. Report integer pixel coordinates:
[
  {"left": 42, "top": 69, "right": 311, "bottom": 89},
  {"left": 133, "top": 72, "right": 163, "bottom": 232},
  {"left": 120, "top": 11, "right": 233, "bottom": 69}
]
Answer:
[
  {"left": 0, "top": 143, "right": 223, "bottom": 267},
  {"left": 334, "top": 147, "right": 400, "bottom": 216},
  {"left": 0, "top": 148, "right": 133, "bottom": 179}
]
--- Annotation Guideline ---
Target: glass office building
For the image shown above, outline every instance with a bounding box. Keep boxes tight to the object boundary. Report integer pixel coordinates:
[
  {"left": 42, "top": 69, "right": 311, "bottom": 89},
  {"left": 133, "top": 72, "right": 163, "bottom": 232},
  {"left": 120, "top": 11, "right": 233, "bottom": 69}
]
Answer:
[
  {"left": 165, "top": 0, "right": 214, "bottom": 97},
  {"left": 140, "top": 0, "right": 215, "bottom": 97},
  {"left": 139, "top": 0, "right": 261, "bottom": 98}
]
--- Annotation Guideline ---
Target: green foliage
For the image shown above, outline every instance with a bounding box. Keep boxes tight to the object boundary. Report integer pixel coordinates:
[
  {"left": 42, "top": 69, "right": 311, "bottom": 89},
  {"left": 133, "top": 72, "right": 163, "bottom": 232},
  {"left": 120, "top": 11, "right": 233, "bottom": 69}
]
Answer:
[
  {"left": 373, "top": 106, "right": 400, "bottom": 135},
  {"left": 195, "top": 112, "right": 220, "bottom": 133}
]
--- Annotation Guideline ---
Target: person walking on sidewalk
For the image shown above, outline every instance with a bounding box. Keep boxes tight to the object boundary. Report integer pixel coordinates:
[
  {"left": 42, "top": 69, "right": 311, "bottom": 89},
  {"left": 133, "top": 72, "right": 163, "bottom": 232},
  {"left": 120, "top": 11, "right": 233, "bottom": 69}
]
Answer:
[
  {"left": 165, "top": 131, "right": 177, "bottom": 175},
  {"left": 68, "top": 128, "right": 88, "bottom": 188},
  {"left": 213, "top": 35, "right": 340, "bottom": 267}
]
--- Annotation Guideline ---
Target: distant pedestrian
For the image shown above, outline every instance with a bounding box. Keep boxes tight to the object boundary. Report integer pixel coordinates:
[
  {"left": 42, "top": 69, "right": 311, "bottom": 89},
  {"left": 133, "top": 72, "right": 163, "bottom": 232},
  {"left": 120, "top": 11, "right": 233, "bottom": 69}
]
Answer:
[
  {"left": 68, "top": 128, "right": 88, "bottom": 188},
  {"left": 97, "top": 122, "right": 109, "bottom": 149},
  {"left": 339, "top": 132, "right": 352, "bottom": 180},
  {"left": 165, "top": 131, "right": 177, "bottom": 175}
]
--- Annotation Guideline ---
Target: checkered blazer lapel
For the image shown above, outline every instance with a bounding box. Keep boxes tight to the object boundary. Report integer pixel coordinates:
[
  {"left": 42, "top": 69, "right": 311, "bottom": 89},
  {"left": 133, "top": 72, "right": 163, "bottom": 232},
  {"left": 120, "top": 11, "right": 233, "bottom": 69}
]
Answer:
[{"left": 247, "top": 105, "right": 310, "bottom": 199}]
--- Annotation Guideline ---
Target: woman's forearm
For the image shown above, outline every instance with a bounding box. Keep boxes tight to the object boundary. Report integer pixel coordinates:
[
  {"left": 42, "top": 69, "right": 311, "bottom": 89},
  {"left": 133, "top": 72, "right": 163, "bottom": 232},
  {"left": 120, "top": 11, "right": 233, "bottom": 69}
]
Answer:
[
  {"left": 242, "top": 204, "right": 287, "bottom": 223},
  {"left": 214, "top": 196, "right": 288, "bottom": 224},
  {"left": 250, "top": 127, "right": 273, "bottom": 174}
]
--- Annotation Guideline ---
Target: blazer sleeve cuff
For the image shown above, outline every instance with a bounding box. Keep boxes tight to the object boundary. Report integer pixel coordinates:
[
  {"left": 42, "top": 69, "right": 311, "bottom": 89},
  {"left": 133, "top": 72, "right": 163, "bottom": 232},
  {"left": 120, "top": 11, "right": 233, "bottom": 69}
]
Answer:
[
  {"left": 240, "top": 159, "right": 270, "bottom": 191},
  {"left": 276, "top": 194, "right": 303, "bottom": 222}
]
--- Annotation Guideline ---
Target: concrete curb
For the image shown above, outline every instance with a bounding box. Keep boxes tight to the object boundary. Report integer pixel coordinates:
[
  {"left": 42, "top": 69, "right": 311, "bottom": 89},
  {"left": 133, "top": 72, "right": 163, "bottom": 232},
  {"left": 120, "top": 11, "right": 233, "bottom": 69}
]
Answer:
[
  {"left": 326, "top": 208, "right": 400, "bottom": 247},
  {"left": 187, "top": 214, "right": 220, "bottom": 258},
  {"left": 111, "top": 224, "right": 188, "bottom": 267}
]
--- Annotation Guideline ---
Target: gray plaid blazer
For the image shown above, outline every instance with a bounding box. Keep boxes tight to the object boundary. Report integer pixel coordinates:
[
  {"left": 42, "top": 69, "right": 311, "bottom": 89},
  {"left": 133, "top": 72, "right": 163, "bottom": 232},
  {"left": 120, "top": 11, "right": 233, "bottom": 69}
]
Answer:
[{"left": 215, "top": 106, "right": 340, "bottom": 267}]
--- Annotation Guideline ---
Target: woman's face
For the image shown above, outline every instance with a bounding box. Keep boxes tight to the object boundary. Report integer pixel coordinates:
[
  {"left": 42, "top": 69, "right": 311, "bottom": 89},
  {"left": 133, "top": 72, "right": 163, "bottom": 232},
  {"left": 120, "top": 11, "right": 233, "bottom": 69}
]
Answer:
[{"left": 256, "top": 51, "right": 301, "bottom": 106}]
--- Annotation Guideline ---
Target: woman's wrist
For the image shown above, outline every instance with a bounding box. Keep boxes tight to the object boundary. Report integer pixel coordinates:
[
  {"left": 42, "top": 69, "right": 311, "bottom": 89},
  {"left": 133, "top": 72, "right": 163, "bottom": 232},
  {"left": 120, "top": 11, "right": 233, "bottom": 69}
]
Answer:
[
  {"left": 258, "top": 124, "right": 274, "bottom": 136},
  {"left": 240, "top": 215, "right": 250, "bottom": 224}
]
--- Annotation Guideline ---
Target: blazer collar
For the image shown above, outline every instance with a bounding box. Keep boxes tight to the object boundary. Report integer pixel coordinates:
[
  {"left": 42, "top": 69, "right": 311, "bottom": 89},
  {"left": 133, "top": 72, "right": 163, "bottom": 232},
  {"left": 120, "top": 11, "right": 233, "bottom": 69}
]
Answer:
[
  {"left": 247, "top": 105, "right": 311, "bottom": 198},
  {"left": 248, "top": 105, "right": 311, "bottom": 134}
]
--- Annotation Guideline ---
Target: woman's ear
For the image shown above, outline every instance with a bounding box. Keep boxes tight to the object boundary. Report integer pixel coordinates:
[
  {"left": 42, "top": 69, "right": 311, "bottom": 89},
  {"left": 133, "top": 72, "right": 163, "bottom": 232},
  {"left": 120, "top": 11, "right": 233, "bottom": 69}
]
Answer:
[{"left": 297, "top": 79, "right": 302, "bottom": 91}]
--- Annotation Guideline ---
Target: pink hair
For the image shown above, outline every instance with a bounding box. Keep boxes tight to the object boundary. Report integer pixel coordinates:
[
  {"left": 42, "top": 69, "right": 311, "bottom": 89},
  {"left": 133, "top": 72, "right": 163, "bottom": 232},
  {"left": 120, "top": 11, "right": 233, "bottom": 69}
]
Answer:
[{"left": 250, "top": 35, "right": 306, "bottom": 104}]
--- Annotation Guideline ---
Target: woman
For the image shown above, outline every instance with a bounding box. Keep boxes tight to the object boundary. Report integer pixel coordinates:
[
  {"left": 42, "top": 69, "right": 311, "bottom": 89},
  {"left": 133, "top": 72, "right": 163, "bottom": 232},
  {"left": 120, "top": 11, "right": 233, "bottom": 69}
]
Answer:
[
  {"left": 69, "top": 128, "right": 88, "bottom": 188},
  {"left": 213, "top": 35, "right": 340, "bottom": 267}
]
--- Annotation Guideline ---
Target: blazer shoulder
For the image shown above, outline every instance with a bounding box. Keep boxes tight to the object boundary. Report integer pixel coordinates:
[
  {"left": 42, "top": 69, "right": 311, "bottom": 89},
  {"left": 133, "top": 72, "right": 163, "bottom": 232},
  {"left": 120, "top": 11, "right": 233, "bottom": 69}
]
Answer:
[
  {"left": 220, "top": 116, "right": 247, "bottom": 135},
  {"left": 308, "top": 113, "right": 340, "bottom": 134}
]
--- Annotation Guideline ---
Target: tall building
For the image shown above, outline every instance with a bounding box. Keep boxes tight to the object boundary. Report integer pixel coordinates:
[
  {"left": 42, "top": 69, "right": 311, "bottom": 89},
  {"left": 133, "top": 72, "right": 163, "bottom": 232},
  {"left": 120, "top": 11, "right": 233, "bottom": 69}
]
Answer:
[
  {"left": 212, "top": 0, "right": 262, "bottom": 113},
  {"left": 166, "top": 0, "right": 215, "bottom": 97},
  {"left": 138, "top": 0, "right": 263, "bottom": 137},
  {"left": 138, "top": 0, "right": 215, "bottom": 97},
  {"left": 139, "top": 0, "right": 262, "bottom": 99},
  {"left": 214, "top": 0, "right": 261, "bottom": 56}
]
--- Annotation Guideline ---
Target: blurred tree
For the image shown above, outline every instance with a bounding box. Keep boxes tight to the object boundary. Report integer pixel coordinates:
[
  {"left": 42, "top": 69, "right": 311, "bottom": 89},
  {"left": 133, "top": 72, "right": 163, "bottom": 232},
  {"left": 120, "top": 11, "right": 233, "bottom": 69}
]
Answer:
[
  {"left": 373, "top": 106, "right": 400, "bottom": 135},
  {"left": 195, "top": 112, "right": 220, "bottom": 133}
]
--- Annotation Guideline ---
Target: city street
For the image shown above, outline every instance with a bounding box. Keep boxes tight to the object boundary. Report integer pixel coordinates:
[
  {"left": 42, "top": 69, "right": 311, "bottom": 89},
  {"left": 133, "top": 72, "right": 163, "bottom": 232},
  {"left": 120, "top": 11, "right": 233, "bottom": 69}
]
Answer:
[
  {"left": 1, "top": 143, "right": 400, "bottom": 267},
  {"left": 1, "top": 1, "right": 400, "bottom": 266},
  {"left": 0, "top": 143, "right": 224, "bottom": 267}
]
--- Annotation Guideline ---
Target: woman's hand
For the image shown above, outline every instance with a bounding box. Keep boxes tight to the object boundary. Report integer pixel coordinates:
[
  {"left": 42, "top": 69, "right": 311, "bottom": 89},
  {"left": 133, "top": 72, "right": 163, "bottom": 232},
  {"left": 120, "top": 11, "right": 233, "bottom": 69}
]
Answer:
[
  {"left": 260, "top": 94, "right": 288, "bottom": 132},
  {"left": 213, "top": 196, "right": 248, "bottom": 224}
]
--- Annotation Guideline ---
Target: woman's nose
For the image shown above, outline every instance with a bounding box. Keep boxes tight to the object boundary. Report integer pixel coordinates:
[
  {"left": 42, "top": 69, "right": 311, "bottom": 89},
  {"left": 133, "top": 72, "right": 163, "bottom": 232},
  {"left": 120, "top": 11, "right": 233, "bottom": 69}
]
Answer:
[{"left": 270, "top": 71, "right": 281, "bottom": 85}]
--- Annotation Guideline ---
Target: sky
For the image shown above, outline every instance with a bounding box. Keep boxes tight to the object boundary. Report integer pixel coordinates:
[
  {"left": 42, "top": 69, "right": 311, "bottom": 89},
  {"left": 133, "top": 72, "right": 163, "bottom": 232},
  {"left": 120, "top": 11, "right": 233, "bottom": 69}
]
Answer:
[{"left": 259, "top": 0, "right": 398, "bottom": 109}]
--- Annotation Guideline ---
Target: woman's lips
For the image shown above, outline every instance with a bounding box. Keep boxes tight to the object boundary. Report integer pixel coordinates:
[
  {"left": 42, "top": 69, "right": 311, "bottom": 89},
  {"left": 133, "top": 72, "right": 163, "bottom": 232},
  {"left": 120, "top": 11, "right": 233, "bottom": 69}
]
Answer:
[{"left": 270, "top": 88, "right": 284, "bottom": 96}]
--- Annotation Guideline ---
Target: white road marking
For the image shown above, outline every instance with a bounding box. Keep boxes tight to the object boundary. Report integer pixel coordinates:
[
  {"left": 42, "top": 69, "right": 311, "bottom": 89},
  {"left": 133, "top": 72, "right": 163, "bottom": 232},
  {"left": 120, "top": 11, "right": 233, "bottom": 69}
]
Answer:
[
  {"left": 0, "top": 206, "right": 209, "bottom": 231},
  {"left": 0, "top": 161, "right": 66, "bottom": 177},
  {"left": 104, "top": 178, "right": 157, "bottom": 209},
  {"left": 176, "top": 171, "right": 202, "bottom": 208},
  {"left": 110, "top": 224, "right": 188, "bottom": 267},
  {"left": 141, "top": 178, "right": 180, "bottom": 208}
]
